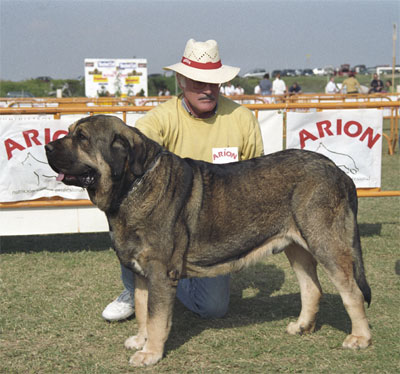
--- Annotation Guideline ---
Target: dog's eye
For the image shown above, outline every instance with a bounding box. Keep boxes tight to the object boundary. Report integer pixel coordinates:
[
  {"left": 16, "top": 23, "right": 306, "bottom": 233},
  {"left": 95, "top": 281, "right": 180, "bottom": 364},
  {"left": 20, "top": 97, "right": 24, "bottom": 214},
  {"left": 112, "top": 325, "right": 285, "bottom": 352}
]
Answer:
[{"left": 77, "top": 130, "right": 88, "bottom": 141}]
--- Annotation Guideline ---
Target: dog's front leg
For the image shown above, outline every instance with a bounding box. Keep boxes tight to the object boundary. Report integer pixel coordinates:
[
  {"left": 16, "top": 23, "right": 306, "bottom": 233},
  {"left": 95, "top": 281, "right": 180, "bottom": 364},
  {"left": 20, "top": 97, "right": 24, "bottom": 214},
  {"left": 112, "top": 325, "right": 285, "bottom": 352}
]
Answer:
[
  {"left": 129, "top": 260, "right": 176, "bottom": 367},
  {"left": 125, "top": 274, "right": 148, "bottom": 350}
]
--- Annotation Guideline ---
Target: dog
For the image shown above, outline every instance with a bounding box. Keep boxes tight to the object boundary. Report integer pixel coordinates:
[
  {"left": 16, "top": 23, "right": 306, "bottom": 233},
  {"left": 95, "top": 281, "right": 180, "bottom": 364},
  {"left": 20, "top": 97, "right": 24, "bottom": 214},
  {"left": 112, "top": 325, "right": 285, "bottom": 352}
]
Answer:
[{"left": 45, "top": 115, "right": 371, "bottom": 367}]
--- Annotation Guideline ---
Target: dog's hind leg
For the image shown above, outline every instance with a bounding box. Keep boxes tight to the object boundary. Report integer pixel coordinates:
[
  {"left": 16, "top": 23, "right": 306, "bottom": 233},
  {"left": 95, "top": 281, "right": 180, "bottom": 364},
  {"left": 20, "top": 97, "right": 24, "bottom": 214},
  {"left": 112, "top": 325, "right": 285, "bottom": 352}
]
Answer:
[
  {"left": 284, "top": 244, "right": 323, "bottom": 335},
  {"left": 320, "top": 257, "right": 371, "bottom": 349}
]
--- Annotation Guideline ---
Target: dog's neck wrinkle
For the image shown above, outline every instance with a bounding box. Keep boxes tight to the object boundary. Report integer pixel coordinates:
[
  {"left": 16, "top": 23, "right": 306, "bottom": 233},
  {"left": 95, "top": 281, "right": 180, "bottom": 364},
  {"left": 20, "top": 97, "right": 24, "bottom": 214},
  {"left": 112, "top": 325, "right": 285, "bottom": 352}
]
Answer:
[
  {"left": 131, "top": 150, "right": 167, "bottom": 191},
  {"left": 105, "top": 150, "right": 167, "bottom": 216}
]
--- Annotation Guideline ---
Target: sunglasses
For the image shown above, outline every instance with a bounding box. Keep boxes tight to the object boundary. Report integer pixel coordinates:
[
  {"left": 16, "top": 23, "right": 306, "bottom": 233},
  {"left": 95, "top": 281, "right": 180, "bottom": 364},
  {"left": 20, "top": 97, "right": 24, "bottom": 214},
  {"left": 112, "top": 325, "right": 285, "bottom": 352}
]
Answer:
[{"left": 189, "top": 79, "right": 220, "bottom": 90}]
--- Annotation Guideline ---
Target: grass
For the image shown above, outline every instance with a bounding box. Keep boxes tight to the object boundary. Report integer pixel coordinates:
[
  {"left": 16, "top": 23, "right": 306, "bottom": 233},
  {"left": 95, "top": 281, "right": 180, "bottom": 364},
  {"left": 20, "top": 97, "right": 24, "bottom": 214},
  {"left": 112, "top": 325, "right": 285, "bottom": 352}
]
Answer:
[{"left": 1, "top": 125, "right": 399, "bottom": 374}]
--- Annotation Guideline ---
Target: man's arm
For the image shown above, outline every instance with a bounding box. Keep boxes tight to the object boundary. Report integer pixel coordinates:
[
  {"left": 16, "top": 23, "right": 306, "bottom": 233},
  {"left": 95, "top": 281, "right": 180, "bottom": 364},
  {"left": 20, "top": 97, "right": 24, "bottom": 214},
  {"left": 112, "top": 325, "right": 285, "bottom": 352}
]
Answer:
[{"left": 240, "top": 110, "right": 264, "bottom": 160}]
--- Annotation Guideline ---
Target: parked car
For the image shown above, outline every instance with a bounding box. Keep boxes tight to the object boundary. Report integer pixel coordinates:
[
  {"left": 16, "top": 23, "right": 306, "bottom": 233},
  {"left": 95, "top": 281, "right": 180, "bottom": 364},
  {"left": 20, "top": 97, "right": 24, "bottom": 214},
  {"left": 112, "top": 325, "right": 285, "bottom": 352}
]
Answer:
[
  {"left": 281, "top": 69, "right": 296, "bottom": 77},
  {"left": 6, "top": 91, "right": 35, "bottom": 98},
  {"left": 36, "top": 76, "right": 52, "bottom": 82},
  {"left": 339, "top": 64, "right": 351, "bottom": 75},
  {"left": 324, "top": 66, "right": 335, "bottom": 76},
  {"left": 313, "top": 67, "right": 325, "bottom": 76},
  {"left": 352, "top": 65, "right": 368, "bottom": 74},
  {"left": 302, "top": 69, "right": 314, "bottom": 76},
  {"left": 243, "top": 68, "right": 268, "bottom": 78},
  {"left": 295, "top": 69, "right": 304, "bottom": 76},
  {"left": 271, "top": 70, "right": 282, "bottom": 78}
]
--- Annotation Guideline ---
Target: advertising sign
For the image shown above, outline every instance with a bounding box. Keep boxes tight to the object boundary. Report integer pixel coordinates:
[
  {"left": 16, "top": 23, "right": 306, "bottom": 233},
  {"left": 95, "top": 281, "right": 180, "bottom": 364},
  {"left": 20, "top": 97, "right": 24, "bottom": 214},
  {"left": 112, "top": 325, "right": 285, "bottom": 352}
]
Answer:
[
  {"left": 286, "top": 109, "right": 383, "bottom": 188},
  {"left": 84, "top": 58, "right": 148, "bottom": 98},
  {"left": 0, "top": 118, "right": 89, "bottom": 202}
]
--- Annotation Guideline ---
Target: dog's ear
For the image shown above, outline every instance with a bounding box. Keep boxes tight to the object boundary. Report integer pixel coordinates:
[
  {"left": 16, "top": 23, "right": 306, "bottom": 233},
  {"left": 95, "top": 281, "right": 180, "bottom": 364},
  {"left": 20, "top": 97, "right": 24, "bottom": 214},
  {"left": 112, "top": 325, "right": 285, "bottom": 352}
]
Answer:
[
  {"left": 128, "top": 131, "right": 146, "bottom": 177},
  {"left": 110, "top": 129, "right": 146, "bottom": 178},
  {"left": 109, "top": 134, "right": 130, "bottom": 181}
]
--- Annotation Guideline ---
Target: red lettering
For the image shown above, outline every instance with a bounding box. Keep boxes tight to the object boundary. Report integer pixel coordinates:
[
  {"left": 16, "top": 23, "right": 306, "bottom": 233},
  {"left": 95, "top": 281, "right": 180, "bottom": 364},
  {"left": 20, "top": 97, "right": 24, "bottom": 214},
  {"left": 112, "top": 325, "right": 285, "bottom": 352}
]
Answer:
[
  {"left": 359, "top": 127, "right": 381, "bottom": 149},
  {"left": 316, "top": 120, "right": 334, "bottom": 138},
  {"left": 344, "top": 121, "right": 362, "bottom": 137},
  {"left": 4, "top": 128, "right": 68, "bottom": 160},
  {"left": 337, "top": 119, "right": 342, "bottom": 135},
  {"left": 53, "top": 130, "right": 68, "bottom": 140},
  {"left": 299, "top": 129, "right": 318, "bottom": 149},
  {"left": 23, "top": 129, "right": 42, "bottom": 148},
  {"left": 45, "top": 128, "right": 51, "bottom": 144},
  {"left": 4, "top": 139, "right": 25, "bottom": 160}
]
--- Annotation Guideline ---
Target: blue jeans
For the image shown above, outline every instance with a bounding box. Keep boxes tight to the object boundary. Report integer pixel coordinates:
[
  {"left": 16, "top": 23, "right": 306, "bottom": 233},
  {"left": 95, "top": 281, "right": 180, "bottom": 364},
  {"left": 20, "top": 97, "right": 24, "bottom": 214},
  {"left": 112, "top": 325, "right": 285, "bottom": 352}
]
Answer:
[{"left": 121, "top": 264, "right": 230, "bottom": 318}]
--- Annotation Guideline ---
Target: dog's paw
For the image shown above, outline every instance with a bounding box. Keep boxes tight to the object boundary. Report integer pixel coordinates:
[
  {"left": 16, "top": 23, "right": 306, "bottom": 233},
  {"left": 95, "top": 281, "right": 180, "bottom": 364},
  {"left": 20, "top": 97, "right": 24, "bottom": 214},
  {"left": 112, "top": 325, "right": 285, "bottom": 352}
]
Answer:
[
  {"left": 124, "top": 335, "right": 146, "bottom": 350},
  {"left": 286, "top": 321, "right": 315, "bottom": 335},
  {"left": 342, "top": 334, "right": 371, "bottom": 349},
  {"left": 129, "top": 350, "right": 162, "bottom": 367}
]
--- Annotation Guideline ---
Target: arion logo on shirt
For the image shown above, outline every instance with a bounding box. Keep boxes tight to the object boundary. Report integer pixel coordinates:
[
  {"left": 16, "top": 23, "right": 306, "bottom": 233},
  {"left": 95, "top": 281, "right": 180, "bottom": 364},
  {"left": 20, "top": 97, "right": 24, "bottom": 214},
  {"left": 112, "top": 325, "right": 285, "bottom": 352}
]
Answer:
[{"left": 212, "top": 147, "right": 239, "bottom": 164}]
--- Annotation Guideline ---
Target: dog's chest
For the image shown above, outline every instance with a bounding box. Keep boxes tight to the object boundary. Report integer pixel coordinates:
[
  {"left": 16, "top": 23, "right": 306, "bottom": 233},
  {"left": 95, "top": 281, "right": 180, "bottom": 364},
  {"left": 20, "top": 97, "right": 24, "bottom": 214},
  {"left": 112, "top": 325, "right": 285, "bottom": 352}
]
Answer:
[{"left": 108, "top": 224, "right": 147, "bottom": 276}]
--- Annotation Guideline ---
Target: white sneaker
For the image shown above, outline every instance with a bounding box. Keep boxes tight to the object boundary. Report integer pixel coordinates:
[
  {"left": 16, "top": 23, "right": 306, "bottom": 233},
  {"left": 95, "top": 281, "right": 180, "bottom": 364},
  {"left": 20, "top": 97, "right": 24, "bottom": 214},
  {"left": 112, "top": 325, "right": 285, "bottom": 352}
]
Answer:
[{"left": 102, "top": 289, "right": 135, "bottom": 321}]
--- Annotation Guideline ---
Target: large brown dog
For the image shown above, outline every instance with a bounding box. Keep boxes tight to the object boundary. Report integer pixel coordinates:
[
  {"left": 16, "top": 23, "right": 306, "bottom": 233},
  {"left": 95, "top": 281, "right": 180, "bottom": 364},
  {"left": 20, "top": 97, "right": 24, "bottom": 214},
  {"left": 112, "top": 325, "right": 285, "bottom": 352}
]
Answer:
[{"left": 45, "top": 115, "right": 371, "bottom": 367}]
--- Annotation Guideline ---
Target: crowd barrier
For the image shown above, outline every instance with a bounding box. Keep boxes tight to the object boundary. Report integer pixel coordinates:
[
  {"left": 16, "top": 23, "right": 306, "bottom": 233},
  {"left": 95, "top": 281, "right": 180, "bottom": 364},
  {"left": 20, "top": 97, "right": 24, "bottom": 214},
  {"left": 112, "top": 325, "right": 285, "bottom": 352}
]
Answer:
[
  {"left": 2, "top": 92, "right": 399, "bottom": 107},
  {"left": 3, "top": 97, "right": 397, "bottom": 153},
  {"left": 0, "top": 97, "right": 399, "bottom": 215}
]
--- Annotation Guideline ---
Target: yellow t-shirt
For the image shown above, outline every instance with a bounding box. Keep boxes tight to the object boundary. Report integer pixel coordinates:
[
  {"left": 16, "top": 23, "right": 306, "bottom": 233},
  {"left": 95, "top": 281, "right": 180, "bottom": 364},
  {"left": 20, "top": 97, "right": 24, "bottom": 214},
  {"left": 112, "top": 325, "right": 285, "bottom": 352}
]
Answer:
[
  {"left": 342, "top": 77, "right": 360, "bottom": 93},
  {"left": 135, "top": 94, "right": 264, "bottom": 163}
]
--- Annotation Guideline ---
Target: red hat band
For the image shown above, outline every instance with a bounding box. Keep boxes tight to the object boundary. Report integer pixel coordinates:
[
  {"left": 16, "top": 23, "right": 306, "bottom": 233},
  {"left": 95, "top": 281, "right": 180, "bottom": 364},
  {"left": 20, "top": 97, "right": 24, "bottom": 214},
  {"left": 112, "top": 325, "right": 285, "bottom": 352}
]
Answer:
[{"left": 181, "top": 57, "right": 222, "bottom": 70}]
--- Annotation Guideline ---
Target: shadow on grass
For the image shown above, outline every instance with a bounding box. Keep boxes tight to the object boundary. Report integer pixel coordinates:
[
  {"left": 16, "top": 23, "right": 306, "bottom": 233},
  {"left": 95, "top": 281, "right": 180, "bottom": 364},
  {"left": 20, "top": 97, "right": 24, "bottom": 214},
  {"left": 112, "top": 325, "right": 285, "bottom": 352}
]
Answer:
[
  {"left": 359, "top": 223, "right": 382, "bottom": 236},
  {"left": 2, "top": 223, "right": 384, "bottom": 253},
  {"left": 166, "top": 263, "right": 351, "bottom": 355},
  {"left": 0, "top": 232, "right": 112, "bottom": 253}
]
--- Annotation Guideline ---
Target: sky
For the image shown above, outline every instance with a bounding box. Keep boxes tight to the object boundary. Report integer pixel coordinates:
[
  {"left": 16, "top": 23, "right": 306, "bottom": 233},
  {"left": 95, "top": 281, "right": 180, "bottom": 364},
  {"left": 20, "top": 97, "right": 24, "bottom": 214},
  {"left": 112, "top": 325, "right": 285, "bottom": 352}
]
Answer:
[{"left": 0, "top": 0, "right": 399, "bottom": 81}]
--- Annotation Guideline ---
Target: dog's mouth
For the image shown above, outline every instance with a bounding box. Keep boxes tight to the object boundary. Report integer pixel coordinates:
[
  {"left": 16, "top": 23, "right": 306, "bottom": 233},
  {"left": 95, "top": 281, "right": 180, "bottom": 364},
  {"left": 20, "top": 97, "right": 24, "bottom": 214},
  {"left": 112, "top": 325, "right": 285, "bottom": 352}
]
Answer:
[{"left": 56, "top": 170, "right": 97, "bottom": 189}]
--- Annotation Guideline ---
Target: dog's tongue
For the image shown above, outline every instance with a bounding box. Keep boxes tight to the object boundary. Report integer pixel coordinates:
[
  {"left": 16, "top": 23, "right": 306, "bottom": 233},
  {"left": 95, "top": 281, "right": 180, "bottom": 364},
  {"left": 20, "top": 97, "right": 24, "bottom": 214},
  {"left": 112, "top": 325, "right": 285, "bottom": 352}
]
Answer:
[{"left": 56, "top": 173, "right": 65, "bottom": 182}]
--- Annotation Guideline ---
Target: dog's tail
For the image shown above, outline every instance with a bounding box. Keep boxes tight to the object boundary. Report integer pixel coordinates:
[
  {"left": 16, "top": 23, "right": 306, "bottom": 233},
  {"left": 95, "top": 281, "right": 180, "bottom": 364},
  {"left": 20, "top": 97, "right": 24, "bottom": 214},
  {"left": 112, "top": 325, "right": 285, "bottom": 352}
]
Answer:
[
  {"left": 349, "top": 185, "right": 371, "bottom": 307},
  {"left": 352, "top": 223, "right": 371, "bottom": 307}
]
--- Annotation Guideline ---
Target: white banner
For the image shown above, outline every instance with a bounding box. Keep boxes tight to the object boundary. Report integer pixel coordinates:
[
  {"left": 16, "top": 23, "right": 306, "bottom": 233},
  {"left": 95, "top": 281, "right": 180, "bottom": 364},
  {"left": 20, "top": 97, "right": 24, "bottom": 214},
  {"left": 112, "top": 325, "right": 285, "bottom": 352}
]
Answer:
[
  {"left": 286, "top": 109, "right": 383, "bottom": 188},
  {"left": 0, "top": 109, "right": 284, "bottom": 203},
  {"left": 0, "top": 119, "right": 89, "bottom": 202},
  {"left": 258, "top": 110, "right": 284, "bottom": 154}
]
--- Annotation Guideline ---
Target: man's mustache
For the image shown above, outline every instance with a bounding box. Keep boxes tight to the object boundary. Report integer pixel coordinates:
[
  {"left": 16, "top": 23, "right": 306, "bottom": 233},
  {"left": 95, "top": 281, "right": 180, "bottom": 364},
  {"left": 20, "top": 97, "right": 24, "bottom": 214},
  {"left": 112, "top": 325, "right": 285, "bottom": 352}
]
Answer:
[{"left": 199, "top": 94, "right": 216, "bottom": 101}]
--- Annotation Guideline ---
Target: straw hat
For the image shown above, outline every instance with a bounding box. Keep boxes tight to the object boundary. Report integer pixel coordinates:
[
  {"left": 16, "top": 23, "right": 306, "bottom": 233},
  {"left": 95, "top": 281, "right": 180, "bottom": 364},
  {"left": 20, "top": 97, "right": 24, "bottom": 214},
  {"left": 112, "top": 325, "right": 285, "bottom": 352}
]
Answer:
[{"left": 164, "top": 39, "right": 240, "bottom": 84}]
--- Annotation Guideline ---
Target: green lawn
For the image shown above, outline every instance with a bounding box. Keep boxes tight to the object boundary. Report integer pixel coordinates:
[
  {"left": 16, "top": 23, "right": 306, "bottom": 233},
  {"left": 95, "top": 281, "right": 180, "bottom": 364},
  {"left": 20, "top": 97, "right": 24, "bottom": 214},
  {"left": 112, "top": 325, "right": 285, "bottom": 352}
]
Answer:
[{"left": 1, "top": 132, "right": 399, "bottom": 374}]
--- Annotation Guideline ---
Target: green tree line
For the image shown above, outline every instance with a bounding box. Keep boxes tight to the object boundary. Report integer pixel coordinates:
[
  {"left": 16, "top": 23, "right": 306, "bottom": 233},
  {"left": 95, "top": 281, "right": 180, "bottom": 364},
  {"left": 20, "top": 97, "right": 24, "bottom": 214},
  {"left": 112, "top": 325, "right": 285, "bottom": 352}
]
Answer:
[{"left": 1, "top": 74, "right": 397, "bottom": 98}]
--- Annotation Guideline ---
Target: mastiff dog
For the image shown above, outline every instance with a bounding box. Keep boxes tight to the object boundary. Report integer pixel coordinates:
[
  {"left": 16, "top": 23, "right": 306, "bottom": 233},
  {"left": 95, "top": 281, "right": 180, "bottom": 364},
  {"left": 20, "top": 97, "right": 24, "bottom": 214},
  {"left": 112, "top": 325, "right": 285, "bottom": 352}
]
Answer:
[{"left": 45, "top": 115, "right": 371, "bottom": 367}]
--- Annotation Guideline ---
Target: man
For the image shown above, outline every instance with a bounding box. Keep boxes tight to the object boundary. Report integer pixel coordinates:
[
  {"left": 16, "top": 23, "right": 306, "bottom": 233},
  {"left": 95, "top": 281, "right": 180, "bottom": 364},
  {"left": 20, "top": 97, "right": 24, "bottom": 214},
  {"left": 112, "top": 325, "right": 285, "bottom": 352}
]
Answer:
[
  {"left": 325, "top": 77, "right": 339, "bottom": 94},
  {"left": 341, "top": 72, "right": 360, "bottom": 94},
  {"left": 102, "top": 39, "right": 264, "bottom": 321},
  {"left": 220, "top": 81, "right": 236, "bottom": 96},
  {"left": 288, "top": 82, "right": 301, "bottom": 95},
  {"left": 259, "top": 73, "right": 272, "bottom": 95},
  {"left": 272, "top": 73, "right": 286, "bottom": 96},
  {"left": 369, "top": 73, "right": 383, "bottom": 93}
]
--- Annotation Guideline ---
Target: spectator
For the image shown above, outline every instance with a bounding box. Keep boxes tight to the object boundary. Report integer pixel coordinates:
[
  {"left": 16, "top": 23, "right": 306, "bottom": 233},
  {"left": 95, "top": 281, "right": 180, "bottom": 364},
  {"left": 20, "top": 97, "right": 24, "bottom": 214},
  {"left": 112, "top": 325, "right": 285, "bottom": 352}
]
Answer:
[
  {"left": 369, "top": 73, "right": 384, "bottom": 93},
  {"left": 383, "top": 79, "right": 392, "bottom": 93},
  {"left": 341, "top": 72, "right": 361, "bottom": 94},
  {"left": 221, "top": 81, "right": 236, "bottom": 96},
  {"left": 101, "top": 38, "right": 264, "bottom": 322},
  {"left": 259, "top": 73, "right": 272, "bottom": 95},
  {"left": 234, "top": 85, "right": 244, "bottom": 95},
  {"left": 288, "top": 82, "right": 302, "bottom": 95},
  {"left": 272, "top": 73, "right": 286, "bottom": 96},
  {"left": 325, "top": 77, "right": 339, "bottom": 94}
]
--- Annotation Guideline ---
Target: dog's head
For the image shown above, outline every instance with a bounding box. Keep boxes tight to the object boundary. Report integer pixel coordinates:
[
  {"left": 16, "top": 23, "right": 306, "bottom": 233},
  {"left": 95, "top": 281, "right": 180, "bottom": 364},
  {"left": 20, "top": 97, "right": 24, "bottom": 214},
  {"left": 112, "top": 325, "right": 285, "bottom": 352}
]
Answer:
[{"left": 45, "top": 115, "right": 155, "bottom": 211}]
